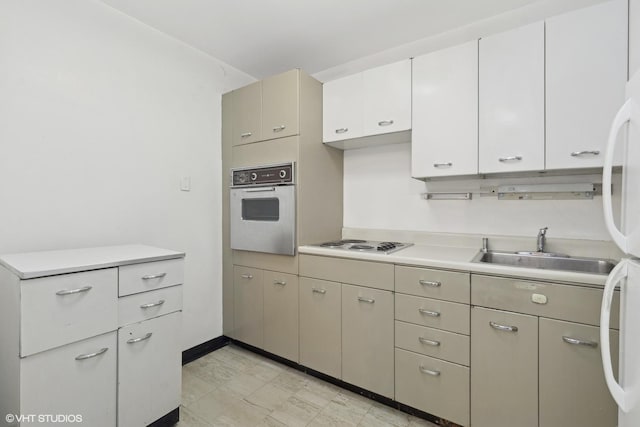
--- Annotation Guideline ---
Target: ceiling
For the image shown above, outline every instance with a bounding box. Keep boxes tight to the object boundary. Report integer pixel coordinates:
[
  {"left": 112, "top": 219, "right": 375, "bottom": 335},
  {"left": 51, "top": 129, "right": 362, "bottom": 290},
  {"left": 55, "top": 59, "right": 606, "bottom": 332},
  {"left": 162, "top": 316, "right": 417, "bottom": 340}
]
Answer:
[{"left": 99, "top": 0, "right": 549, "bottom": 79}]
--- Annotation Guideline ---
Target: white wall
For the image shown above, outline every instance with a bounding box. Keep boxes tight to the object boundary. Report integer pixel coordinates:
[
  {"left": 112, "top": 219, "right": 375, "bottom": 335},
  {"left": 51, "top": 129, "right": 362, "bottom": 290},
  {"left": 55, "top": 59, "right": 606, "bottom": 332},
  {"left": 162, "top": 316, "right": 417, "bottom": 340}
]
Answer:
[{"left": 0, "top": 0, "right": 254, "bottom": 350}]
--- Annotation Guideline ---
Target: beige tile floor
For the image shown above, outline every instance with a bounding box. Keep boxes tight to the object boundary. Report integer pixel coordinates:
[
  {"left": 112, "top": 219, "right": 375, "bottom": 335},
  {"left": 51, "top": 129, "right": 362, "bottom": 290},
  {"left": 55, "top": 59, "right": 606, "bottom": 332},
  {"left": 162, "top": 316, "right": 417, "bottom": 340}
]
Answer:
[{"left": 178, "top": 344, "right": 439, "bottom": 427}]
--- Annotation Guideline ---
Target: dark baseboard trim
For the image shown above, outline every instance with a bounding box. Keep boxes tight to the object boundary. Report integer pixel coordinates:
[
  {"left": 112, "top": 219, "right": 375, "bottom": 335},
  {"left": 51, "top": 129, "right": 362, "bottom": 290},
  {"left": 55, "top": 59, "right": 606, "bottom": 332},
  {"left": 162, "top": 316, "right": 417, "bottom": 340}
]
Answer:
[
  {"left": 182, "top": 335, "right": 230, "bottom": 365},
  {"left": 148, "top": 407, "right": 179, "bottom": 427}
]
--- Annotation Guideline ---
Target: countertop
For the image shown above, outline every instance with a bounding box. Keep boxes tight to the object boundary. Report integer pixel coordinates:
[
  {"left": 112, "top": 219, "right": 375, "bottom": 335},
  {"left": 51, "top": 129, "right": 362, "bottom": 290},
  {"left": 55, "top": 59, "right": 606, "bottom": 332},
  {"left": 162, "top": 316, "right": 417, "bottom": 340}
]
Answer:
[{"left": 298, "top": 243, "right": 609, "bottom": 286}]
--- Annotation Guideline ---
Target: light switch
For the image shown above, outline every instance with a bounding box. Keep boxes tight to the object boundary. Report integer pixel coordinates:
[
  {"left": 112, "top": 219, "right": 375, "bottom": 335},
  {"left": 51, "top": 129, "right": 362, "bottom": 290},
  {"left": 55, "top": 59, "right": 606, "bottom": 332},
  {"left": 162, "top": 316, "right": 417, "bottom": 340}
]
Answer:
[{"left": 180, "top": 177, "right": 191, "bottom": 192}]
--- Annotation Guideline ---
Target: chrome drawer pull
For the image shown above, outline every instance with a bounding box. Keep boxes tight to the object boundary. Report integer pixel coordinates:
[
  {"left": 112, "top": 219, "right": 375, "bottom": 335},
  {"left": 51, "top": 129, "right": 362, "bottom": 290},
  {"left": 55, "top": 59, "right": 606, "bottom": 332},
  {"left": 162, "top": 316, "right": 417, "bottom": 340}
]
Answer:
[
  {"left": 127, "top": 332, "right": 153, "bottom": 344},
  {"left": 571, "top": 150, "right": 600, "bottom": 157},
  {"left": 433, "top": 162, "right": 453, "bottom": 168},
  {"left": 241, "top": 274, "right": 253, "bottom": 279},
  {"left": 312, "top": 288, "right": 326, "bottom": 294},
  {"left": 419, "top": 337, "right": 441, "bottom": 347},
  {"left": 335, "top": 128, "right": 349, "bottom": 134},
  {"left": 75, "top": 347, "right": 108, "bottom": 360},
  {"left": 273, "top": 125, "right": 286, "bottom": 132},
  {"left": 498, "top": 156, "right": 523, "bottom": 162},
  {"left": 240, "top": 132, "right": 252, "bottom": 138},
  {"left": 140, "top": 299, "right": 165, "bottom": 309},
  {"left": 142, "top": 273, "right": 166, "bottom": 280},
  {"left": 562, "top": 336, "right": 598, "bottom": 348},
  {"left": 56, "top": 285, "right": 92, "bottom": 296},
  {"left": 418, "top": 308, "right": 440, "bottom": 317},
  {"left": 378, "top": 120, "right": 394, "bottom": 127},
  {"left": 357, "top": 296, "right": 375, "bottom": 304},
  {"left": 419, "top": 366, "right": 441, "bottom": 376},
  {"left": 489, "top": 321, "right": 518, "bottom": 332},
  {"left": 419, "top": 279, "right": 441, "bottom": 288},
  {"left": 273, "top": 280, "right": 287, "bottom": 286}
]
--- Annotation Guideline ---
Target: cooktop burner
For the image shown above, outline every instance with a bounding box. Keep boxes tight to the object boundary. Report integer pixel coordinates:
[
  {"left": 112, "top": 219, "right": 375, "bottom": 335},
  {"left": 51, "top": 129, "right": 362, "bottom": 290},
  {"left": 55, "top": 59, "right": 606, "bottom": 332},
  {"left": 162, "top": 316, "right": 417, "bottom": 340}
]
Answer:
[
  {"left": 319, "top": 239, "right": 367, "bottom": 248},
  {"left": 349, "top": 244, "right": 375, "bottom": 250},
  {"left": 313, "top": 240, "right": 413, "bottom": 255}
]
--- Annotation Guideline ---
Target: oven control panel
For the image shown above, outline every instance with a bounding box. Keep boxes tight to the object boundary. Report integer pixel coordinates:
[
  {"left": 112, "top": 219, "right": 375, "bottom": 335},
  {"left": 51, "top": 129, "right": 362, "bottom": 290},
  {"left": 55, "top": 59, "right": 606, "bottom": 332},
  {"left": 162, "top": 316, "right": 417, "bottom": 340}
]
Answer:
[{"left": 231, "top": 163, "right": 294, "bottom": 187}]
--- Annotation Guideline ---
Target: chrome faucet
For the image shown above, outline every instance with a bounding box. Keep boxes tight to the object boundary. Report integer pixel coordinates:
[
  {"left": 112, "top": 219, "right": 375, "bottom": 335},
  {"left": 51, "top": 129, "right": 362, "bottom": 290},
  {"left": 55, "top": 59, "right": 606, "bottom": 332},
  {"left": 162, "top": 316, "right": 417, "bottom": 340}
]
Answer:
[
  {"left": 482, "top": 237, "right": 489, "bottom": 253},
  {"left": 536, "top": 227, "right": 548, "bottom": 252}
]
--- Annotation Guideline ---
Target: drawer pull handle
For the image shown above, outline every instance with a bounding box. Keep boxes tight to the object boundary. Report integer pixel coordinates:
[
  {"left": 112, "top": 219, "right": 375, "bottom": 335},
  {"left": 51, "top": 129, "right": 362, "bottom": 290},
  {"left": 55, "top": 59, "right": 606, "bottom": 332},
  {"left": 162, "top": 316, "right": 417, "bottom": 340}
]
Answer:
[
  {"left": 140, "top": 299, "right": 166, "bottom": 309},
  {"left": 433, "top": 162, "right": 453, "bottom": 168},
  {"left": 419, "top": 279, "right": 441, "bottom": 287},
  {"left": 240, "top": 132, "right": 252, "bottom": 138},
  {"left": 127, "top": 332, "right": 153, "bottom": 344},
  {"left": 571, "top": 150, "right": 600, "bottom": 157},
  {"left": 75, "top": 347, "right": 108, "bottom": 361},
  {"left": 56, "top": 285, "right": 92, "bottom": 296},
  {"left": 418, "top": 337, "right": 441, "bottom": 347},
  {"left": 335, "top": 128, "right": 349, "bottom": 134},
  {"left": 489, "top": 321, "right": 518, "bottom": 332},
  {"left": 273, "top": 280, "right": 287, "bottom": 286},
  {"left": 418, "top": 308, "right": 440, "bottom": 317},
  {"left": 273, "top": 125, "right": 286, "bottom": 132},
  {"left": 378, "top": 120, "right": 394, "bottom": 127},
  {"left": 562, "top": 336, "right": 598, "bottom": 348},
  {"left": 142, "top": 273, "right": 166, "bottom": 280},
  {"left": 419, "top": 366, "right": 441, "bottom": 376},
  {"left": 241, "top": 274, "right": 253, "bottom": 279},
  {"left": 357, "top": 296, "right": 375, "bottom": 304},
  {"left": 312, "top": 288, "right": 326, "bottom": 294},
  {"left": 498, "top": 156, "right": 523, "bottom": 162}
]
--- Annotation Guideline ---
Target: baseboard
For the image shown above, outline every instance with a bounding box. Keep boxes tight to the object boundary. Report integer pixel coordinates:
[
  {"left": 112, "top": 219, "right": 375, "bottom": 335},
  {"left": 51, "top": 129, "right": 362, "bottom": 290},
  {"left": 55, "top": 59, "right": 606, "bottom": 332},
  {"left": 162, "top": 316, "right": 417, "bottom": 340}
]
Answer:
[
  {"left": 182, "top": 335, "right": 230, "bottom": 365},
  {"left": 148, "top": 407, "right": 179, "bottom": 427}
]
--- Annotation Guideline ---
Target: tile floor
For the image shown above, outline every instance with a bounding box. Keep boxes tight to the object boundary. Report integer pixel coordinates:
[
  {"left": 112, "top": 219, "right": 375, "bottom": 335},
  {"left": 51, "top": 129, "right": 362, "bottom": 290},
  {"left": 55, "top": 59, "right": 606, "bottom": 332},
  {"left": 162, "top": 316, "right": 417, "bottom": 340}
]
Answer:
[{"left": 178, "top": 344, "right": 439, "bottom": 427}]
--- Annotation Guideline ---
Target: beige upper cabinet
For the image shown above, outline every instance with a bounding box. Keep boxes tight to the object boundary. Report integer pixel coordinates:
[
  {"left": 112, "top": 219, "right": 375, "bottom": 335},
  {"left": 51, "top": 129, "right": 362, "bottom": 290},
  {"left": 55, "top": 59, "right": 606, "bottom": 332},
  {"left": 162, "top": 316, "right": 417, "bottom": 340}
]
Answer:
[
  {"left": 545, "top": 0, "right": 627, "bottom": 169},
  {"left": 479, "top": 22, "right": 545, "bottom": 174},
  {"left": 232, "top": 81, "right": 262, "bottom": 145}
]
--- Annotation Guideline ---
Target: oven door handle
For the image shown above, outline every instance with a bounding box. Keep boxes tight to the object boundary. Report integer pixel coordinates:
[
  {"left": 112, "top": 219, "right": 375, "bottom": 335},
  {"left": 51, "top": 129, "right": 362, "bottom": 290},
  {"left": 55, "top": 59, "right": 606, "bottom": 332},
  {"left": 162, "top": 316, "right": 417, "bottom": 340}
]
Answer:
[{"left": 243, "top": 187, "right": 277, "bottom": 193}]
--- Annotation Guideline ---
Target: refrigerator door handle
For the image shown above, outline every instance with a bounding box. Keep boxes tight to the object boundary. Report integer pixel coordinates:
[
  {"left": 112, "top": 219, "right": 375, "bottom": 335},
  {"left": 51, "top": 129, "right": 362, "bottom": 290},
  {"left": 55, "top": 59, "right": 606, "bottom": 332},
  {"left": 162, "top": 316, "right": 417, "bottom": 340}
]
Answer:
[
  {"left": 601, "top": 259, "right": 630, "bottom": 412},
  {"left": 603, "top": 99, "right": 636, "bottom": 253}
]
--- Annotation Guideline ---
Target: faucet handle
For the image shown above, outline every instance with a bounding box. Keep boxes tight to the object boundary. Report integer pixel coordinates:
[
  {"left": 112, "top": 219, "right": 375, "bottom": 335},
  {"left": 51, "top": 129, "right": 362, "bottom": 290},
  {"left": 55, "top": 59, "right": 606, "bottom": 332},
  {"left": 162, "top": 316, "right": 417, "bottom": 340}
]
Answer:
[{"left": 539, "top": 226, "right": 548, "bottom": 236}]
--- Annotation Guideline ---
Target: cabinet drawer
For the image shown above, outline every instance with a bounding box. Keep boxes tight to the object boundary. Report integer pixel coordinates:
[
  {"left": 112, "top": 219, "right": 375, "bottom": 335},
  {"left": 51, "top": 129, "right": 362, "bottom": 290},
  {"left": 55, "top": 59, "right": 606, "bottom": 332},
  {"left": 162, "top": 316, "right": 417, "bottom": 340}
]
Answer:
[
  {"left": 119, "top": 258, "right": 184, "bottom": 297},
  {"left": 395, "top": 266, "right": 470, "bottom": 303},
  {"left": 118, "top": 285, "right": 182, "bottom": 327},
  {"left": 20, "top": 268, "right": 118, "bottom": 356},
  {"left": 395, "top": 321, "right": 470, "bottom": 366},
  {"left": 471, "top": 274, "right": 620, "bottom": 328},
  {"left": 395, "top": 348, "right": 470, "bottom": 426},
  {"left": 299, "top": 255, "right": 394, "bottom": 291},
  {"left": 395, "top": 293, "right": 470, "bottom": 335}
]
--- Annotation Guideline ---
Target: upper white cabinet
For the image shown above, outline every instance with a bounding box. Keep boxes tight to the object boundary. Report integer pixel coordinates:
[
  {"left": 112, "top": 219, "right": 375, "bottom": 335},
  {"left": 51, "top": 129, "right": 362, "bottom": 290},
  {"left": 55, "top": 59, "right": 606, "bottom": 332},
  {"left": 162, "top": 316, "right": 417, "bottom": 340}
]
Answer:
[
  {"left": 546, "top": 0, "right": 627, "bottom": 169},
  {"left": 412, "top": 40, "right": 478, "bottom": 178},
  {"left": 479, "top": 22, "right": 545, "bottom": 174},
  {"left": 323, "top": 59, "right": 411, "bottom": 149}
]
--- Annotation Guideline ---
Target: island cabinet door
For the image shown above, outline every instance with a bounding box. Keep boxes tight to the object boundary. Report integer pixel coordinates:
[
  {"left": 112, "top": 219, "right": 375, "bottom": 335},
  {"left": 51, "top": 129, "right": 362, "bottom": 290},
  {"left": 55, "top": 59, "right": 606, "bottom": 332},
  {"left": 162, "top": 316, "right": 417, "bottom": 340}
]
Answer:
[
  {"left": 471, "top": 307, "right": 538, "bottom": 427},
  {"left": 539, "top": 318, "right": 619, "bottom": 427}
]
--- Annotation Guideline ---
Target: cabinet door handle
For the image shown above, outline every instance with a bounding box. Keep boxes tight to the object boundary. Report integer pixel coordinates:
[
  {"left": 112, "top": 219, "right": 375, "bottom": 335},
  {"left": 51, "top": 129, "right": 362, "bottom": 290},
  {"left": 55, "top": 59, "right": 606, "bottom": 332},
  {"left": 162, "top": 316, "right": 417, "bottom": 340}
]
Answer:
[
  {"left": 571, "top": 150, "right": 600, "bottom": 157},
  {"left": 489, "top": 321, "right": 518, "bottom": 332},
  {"left": 56, "top": 285, "right": 92, "bottom": 296},
  {"left": 75, "top": 347, "right": 108, "bottom": 361},
  {"left": 240, "top": 132, "right": 252, "bottom": 138},
  {"left": 433, "top": 162, "right": 453, "bottom": 168},
  {"left": 312, "top": 288, "right": 326, "bottom": 294},
  {"left": 357, "top": 296, "right": 375, "bottom": 304},
  {"left": 335, "top": 128, "right": 349, "bottom": 134},
  {"left": 273, "top": 280, "right": 286, "bottom": 286},
  {"left": 140, "top": 299, "right": 165, "bottom": 309},
  {"left": 562, "top": 336, "right": 598, "bottom": 348},
  {"left": 142, "top": 273, "right": 166, "bottom": 280},
  {"left": 419, "top": 279, "right": 441, "bottom": 288},
  {"left": 419, "top": 365, "right": 441, "bottom": 376},
  {"left": 378, "top": 120, "right": 394, "bottom": 127},
  {"left": 241, "top": 274, "right": 253, "bottom": 279},
  {"left": 273, "top": 125, "right": 286, "bottom": 132},
  {"left": 418, "top": 308, "right": 440, "bottom": 317},
  {"left": 419, "top": 337, "right": 441, "bottom": 347},
  {"left": 498, "top": 156, "right": 523, "bottom": 162},
  {"left": 127, "top": 332, "right": 153, "bottom": 344}
]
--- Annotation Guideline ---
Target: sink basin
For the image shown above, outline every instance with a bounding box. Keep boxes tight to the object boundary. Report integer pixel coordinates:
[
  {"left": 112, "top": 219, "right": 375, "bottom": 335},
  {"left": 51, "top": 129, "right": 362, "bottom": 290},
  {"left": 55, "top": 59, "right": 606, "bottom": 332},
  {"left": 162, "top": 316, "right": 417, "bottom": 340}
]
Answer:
[{"left": 472, "top": 250, "right": 617, "bottom": 275}]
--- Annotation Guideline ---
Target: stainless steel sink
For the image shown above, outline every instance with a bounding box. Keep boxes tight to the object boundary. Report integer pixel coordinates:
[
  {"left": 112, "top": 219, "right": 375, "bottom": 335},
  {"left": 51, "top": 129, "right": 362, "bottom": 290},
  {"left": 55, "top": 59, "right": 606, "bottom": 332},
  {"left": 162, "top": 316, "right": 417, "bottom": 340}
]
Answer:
[{"left": 471, "top": 250, "right": 617, "bottom": 275}]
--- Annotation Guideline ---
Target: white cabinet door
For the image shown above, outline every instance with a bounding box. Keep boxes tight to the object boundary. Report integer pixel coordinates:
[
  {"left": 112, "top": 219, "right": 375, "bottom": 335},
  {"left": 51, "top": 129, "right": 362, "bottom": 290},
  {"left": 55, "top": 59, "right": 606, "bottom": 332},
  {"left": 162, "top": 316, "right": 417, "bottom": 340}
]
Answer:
[
  {"left": 20, "top": 332, "right": 117, "bottom": 427},
  {"left": 479, "top": 22, "right": 545, "bottom": 173},
  {"left": 412, "top": 41, "right": 478, "bottom": 178},
  {"left": 118, "top": 312, "right": 181, "bottom": 426},
  {"left": 363, "top": 59, "right": 412, "bottom": 136},
  {"left": 323, "top": 73, "right": 363, "bottom": 143},
  {"left": 546, "top": 0, "right": 627, "bottom": 169}
]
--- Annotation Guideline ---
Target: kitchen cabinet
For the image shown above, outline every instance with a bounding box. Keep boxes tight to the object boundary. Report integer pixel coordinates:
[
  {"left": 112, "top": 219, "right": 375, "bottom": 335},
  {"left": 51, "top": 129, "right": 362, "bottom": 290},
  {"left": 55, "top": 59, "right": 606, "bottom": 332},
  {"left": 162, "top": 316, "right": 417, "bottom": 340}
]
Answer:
[
  {"left": 233, "top": 265, "right": 264, "bottom": 349},
  {"left": 546, "top": 0, "right": 627, "bottom": 170},
  {"left": 323, "top": 59, "right": 411, "bottom": 149},
  {"left": 263, "top": 270, "right": 299, "bottom": 361},
  {"left": 412, "top": 40, "right": 478, "bottom": 178},
  {"left": 299, "top": 277, "right": 342, "bottom": 379},
  {"left": 232, "top": 81, "right": 262, "bottom": 145},
  {"left": 479, "top": 22, "right": 544, "bottom": 173}
]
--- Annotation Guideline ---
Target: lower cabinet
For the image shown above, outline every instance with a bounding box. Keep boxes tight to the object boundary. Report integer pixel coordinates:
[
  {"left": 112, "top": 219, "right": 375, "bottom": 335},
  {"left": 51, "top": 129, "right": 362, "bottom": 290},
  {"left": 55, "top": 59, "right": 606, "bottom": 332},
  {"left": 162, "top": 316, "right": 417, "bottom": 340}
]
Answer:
[
  {"left": 299, "top": 278, "right": 342, "bottom": 378},
  {"left": 233, "top": 266, "right": 264, "bottom": 348},
  {"left": 342, "top": 283, "right": 394, "bottom": 398},
  {"left": 118, "top": 312, "right": 181, "bottom": 427},
  {"left": 263, "top": 271, "right": 299, "bottom": 361}
]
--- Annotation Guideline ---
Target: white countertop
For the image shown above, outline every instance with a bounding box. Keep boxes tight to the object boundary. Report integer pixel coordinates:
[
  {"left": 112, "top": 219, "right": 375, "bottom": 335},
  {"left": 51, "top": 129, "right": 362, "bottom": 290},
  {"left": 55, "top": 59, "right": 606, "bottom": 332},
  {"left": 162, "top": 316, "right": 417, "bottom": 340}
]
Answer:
[
  {"left": 0, "top": 244, "right": 185, "bottom": 279},
  {"left": 298, "top": 244, "right": 609, "bottom": 286}
]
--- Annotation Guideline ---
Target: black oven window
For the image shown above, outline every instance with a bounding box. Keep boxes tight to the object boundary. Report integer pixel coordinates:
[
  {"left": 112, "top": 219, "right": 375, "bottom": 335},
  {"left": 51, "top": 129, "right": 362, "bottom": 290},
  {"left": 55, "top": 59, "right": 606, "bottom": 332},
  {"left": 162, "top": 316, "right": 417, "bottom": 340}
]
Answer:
[{"left": 242, "top": 198, "right": 279, "bottom": 221}]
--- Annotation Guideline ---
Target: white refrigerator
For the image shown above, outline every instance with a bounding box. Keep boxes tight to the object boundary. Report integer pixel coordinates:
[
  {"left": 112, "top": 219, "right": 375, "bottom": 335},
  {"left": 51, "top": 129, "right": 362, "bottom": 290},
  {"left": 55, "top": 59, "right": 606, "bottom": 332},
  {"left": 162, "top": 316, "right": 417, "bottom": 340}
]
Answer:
[{"left": 600, "top": 69, "right": 640, "bottom": 427}]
